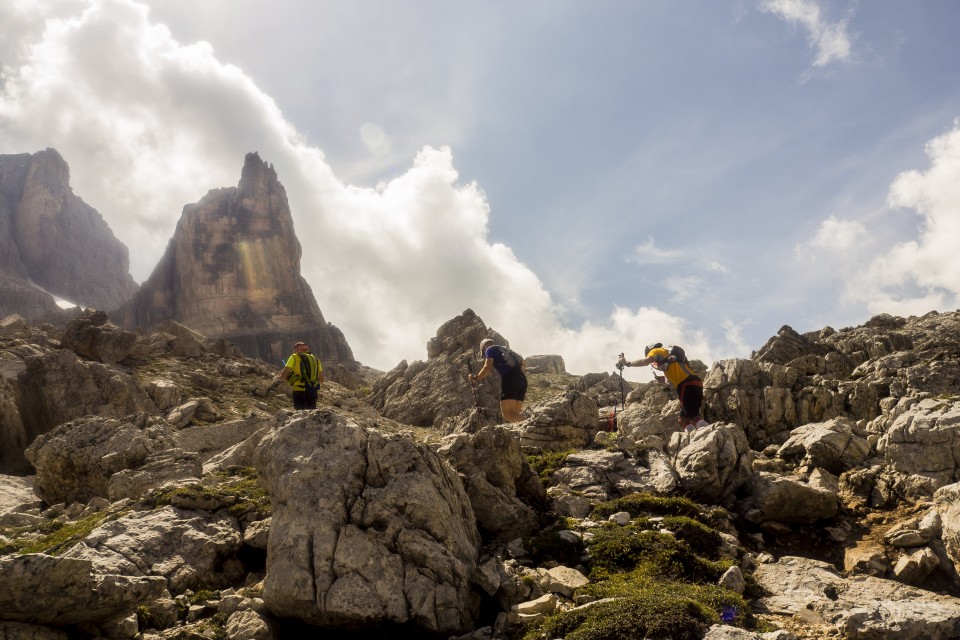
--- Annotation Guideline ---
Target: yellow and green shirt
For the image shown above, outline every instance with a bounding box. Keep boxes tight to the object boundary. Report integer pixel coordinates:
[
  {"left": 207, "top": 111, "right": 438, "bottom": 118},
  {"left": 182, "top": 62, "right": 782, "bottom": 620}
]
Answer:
[{"left": 285, "top": 352, "right": 322, "bottom": 391}]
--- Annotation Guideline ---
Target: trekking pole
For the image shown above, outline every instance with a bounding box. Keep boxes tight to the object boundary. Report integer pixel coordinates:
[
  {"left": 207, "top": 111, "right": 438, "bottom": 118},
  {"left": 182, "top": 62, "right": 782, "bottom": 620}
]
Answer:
[
  {"left": 466, "top": 358, "right": 481, "bottom": 409},
  {"left": 617, "top": 353, "right": 626, "bottom": 411},
  {"left": 607, "top": 353, "right": 626, "bottom": 432}
]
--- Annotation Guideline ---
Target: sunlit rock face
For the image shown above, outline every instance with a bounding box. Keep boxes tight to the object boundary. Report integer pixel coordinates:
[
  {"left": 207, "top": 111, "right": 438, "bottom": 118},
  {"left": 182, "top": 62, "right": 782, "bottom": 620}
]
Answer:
[
  {"left": 0, "top": 148, "right": 139, "bottom": 318},
  {"left": 112, "top": 152, "right": 357, "bottom": 376}
]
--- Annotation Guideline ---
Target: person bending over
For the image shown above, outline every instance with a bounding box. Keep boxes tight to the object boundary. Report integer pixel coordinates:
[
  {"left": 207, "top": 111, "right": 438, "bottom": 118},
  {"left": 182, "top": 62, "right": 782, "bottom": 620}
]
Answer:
[
  {"left": 468, "top": 338, "right": 527, "bottom": 423},
  {"left": 618, "top": 344, "right": 707, "bottom": 431}
]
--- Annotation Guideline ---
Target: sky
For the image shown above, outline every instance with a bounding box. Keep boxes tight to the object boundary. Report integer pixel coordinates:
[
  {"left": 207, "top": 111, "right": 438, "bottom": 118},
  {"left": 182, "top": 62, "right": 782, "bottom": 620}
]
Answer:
[{"left": 1, "top": 1, "right": 959, "bottom": 378}]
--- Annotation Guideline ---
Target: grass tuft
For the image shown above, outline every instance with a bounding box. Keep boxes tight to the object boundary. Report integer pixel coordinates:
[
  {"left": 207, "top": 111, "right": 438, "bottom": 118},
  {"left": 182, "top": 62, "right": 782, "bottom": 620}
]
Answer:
[
  {"left": 526, "top": 450, "right": 575, "bottom": 487},
  {"left": 520, "top": 492, "right": 763, "bottom": 640}
]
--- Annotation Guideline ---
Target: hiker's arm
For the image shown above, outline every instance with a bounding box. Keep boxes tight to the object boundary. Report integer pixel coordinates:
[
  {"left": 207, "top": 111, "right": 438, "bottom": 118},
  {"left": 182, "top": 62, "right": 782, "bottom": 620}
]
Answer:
[
  {"left": 621, "top": 355, "right": 655, "bottom": 368},
  {"left": 317, "top": 370, "right": 325, "bottom": 384},
  {"left": 471, "top": 358, "right": 495, "bottom": 381},
  {"left": 280, "top": 366, "right": 293, "bottom": 383}
]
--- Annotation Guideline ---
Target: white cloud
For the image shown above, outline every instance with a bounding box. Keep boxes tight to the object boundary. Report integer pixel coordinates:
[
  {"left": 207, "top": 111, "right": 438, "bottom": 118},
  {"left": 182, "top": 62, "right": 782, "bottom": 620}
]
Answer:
[
  {"left": 0, "top": 0, "right": 719, "bottom": 373},
  {"left": 708, "top": 262, "right": 730, "bottom": 274},
  {"left": 759, "top": 0, "right": 853, "bottom": 67},
  {"left": 360, "top": 123, "right": 388, "bottom": 154},
  {"left": 721, "top": 319, "right": 751, "bottom": 357},
  {"left": 664, "top": 276, "right": 704, "bottom": 304},
  {"left": 842, "top": 120, "right": 960, "bottom": 314},
  {"left": 808, "top": 215, "right": 868, "bottom": 252},
  {"left": 628, "top": 237, "right": 687, "bottom": 266}
]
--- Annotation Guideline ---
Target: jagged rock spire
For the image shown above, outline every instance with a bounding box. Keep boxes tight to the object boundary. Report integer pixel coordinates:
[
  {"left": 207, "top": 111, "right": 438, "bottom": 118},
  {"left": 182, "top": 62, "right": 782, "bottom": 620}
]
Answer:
[{"left": 112, "top": 152, "right": 356, "bottom": 372}]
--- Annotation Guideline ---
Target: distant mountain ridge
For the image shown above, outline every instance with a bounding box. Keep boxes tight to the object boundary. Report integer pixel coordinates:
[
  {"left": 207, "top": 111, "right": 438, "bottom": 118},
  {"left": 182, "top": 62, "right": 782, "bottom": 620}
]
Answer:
[{"left": 0, "top": 149, "right": 139, "bottom": 319}]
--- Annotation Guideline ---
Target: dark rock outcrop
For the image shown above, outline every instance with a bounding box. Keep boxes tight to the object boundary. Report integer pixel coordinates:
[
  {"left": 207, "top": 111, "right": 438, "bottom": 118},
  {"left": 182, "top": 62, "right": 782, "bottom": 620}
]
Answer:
[
  {"left": 112, "top": 152, "right": 358, "bottom": 382},
  {"left": 0, "top": 149, "right": 138, "bottom": 318}
]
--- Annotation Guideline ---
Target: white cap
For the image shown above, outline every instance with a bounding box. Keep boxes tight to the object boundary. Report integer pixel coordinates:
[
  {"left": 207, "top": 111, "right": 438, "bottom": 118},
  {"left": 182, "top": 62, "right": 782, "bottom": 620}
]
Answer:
[{"left": 479, "top": 338, "right": 494, "bottom": 355}]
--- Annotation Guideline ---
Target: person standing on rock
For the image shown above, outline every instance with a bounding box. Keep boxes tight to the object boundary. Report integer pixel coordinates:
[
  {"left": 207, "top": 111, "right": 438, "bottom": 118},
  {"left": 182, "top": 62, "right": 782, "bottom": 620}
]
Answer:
[
  {"left": 618, "top": 344, "right": 707, "bottom": 431},
  {"left": 468, "top": 338, "right": 528, "bottom": 423},
  {"left": 280, "top": 341, "right": 324, "bottom": 410}
]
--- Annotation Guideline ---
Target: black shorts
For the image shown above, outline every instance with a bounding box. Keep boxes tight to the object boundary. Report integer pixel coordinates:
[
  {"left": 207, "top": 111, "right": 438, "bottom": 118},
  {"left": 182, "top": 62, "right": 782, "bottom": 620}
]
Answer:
[
  {"left": 292, "top": 386, "right": 318, "bottom": 410},
  {"left": 677, "top": 377, "right": 703, "bottom": 418},
  {"left": 500, "top": 369, "right": 528, "bottom": 402}
]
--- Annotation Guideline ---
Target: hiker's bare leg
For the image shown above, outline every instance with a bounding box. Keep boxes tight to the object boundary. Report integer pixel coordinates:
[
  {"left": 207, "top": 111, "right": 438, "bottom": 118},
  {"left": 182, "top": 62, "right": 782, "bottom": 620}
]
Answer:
[{"left": 501, "top": 399, "right": 524, "bottom": 423}]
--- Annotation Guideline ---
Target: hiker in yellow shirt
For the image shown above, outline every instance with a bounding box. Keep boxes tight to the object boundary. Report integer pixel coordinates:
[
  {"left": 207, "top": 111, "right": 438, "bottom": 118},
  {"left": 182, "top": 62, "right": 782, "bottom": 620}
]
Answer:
[
  {"left": 618, "top": 344, "right": 707, "bottom": 431},
  {"left": 280, "top": 341, "right": 324, "bottom": 410}
]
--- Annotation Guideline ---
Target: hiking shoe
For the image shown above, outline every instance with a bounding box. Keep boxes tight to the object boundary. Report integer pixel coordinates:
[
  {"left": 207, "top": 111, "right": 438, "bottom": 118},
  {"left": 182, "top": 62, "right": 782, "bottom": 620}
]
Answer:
[{"left": 696, "top": 420, "right": 709, "bottom": 429}]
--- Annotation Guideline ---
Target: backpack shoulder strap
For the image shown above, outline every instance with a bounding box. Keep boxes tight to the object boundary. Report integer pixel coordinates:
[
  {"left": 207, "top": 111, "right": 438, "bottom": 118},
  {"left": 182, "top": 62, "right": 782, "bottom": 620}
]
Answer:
[{"left": 299, "top": 353, "right": 312, "bottom": 382}]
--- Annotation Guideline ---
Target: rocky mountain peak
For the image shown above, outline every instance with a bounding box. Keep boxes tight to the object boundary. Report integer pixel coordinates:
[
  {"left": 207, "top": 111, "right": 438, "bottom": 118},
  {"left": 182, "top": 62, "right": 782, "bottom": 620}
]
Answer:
[
  {"left": 111, "top": 153, "right": 357, "bottom": 381},
  {"left": 0, "top": 148, "right": 139, "bottom": 319},
  {"left": 238, "top": 151, "right": 279, "bottom": 201}
]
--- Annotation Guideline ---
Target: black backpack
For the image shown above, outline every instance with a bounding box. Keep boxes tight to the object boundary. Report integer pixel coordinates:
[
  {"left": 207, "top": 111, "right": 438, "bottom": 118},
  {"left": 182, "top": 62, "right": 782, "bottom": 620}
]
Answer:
[
  {"left": 496, "top": 345, "right": 523, "bottom": 370},
  {"left": 666, "top": 345, "right": 688, "bottom": 366},
  {"left": 648, "top": 342, "right": 692, "bottom": 371}
]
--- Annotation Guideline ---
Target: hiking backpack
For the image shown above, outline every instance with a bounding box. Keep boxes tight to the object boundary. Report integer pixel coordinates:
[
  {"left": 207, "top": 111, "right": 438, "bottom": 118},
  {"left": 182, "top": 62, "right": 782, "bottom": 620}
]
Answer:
[
  {"left": 665, "top": 345, "right": 688, "bottom": 366},
  {"left": 298, "top": 353, "right": 321, "bottom": 390},
  {"left": 648, "top": 342, "right": 691, "bottom": 371},
  {"left": 496, "top": 345, "right": 523, "bottom": 370}
]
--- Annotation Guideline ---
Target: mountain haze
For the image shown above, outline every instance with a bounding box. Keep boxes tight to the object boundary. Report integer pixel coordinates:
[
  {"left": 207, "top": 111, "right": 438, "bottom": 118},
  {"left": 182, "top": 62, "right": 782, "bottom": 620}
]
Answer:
[{"left": 0, "top": 149, "right": 139, "bottom": 319}]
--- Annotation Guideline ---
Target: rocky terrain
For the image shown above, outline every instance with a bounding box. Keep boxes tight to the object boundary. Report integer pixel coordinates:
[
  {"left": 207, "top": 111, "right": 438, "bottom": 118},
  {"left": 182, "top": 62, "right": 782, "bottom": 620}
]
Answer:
[
  {"left": 0, "top": 149, "right": 139, "bottom": 320},
  {"left": 1, "top": 306, "right": 960, "bottom": 640}
]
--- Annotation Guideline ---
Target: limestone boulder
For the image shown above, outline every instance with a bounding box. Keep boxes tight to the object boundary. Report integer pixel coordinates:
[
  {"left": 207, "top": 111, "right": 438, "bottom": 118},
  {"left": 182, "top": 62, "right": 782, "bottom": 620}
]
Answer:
[
  {"left": 839, "top": 464, "right": 938, "bottom": 510},
  {"left": 0, "top": 475, "right": 36, "bottom": 515},
  {"left": 755, "top": 555, "right": 960, "bottom": 640},
  {"left": 202, "top": 423, "right": 273, "bottom": 474},
  {"left": 669, "top": 423, "right": 754, "bottom": 504},
  {"left": 777, "top": 417, "right": 871, "bottom": 475},
  {"left": 551, "top": 448, "right": 679, "bottom": 510},
  {"left": 518, "top": 390, "right": 598, "bottom": 451},
  {"left": 59, "top": 310, "right": 137, "bottom": 364},
  {"left": 437, "top": 426, "right": 544, "bottom": 543},
  {"left": 106, "top": 448, "right": 202, "bottom": 501},
  {"left": 0, "top": 375, "right": 30, "bottom": 474},
  {"left": 934, "top": 482, "right": 960, "bottom": 579},
  {"left": 702, "top": 358, "right": 797, "bottom": 448},
  {"left": 0, "top": 621, "right": 69, "bottom": 640},
  {"left": 878, "top": 398, "right": 960, "bottom": 488},
  {"left": 753, "top": 325, "right": 831, "bottom": 366},
  {"left": 580, "top": 371, "right": 646, "bottom": 416},
  {"left": 254, "top": 410, "right": 481, "bottom": 636},
  {"left": 892, "top": 546, "right": 940, "bottom": 586},
  {"left": 176, "top": 415, "right": 272, "bottom": 463},
  {"left": 0, "top": 554, "right": 165, "bottom": 625},
  {"left": 611, "top": 381, "right": 677, "bottom": 442},
  {"left": 523, "top": 355, "right": 566, "bottom": 374},
  {"left": 15, "top": 349, "right": 156, "bottom": 444},
  {"left": 225, "top": 609, "right": 276, "bottom": 640},
  {"left": 25, "top": 413, "right": 177, "bottom": 504},
  {"left": 742, "top": 470, "right": 839, "bottom": 525},
  {"left": 145, "top": 378, "right": 182, "bottom": 412},
  {"left": 704, "top": 347, "right": 882, "bottom": 450},
  {"left": 63, "top": 505, "right": 242, "bottom": 594}
]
